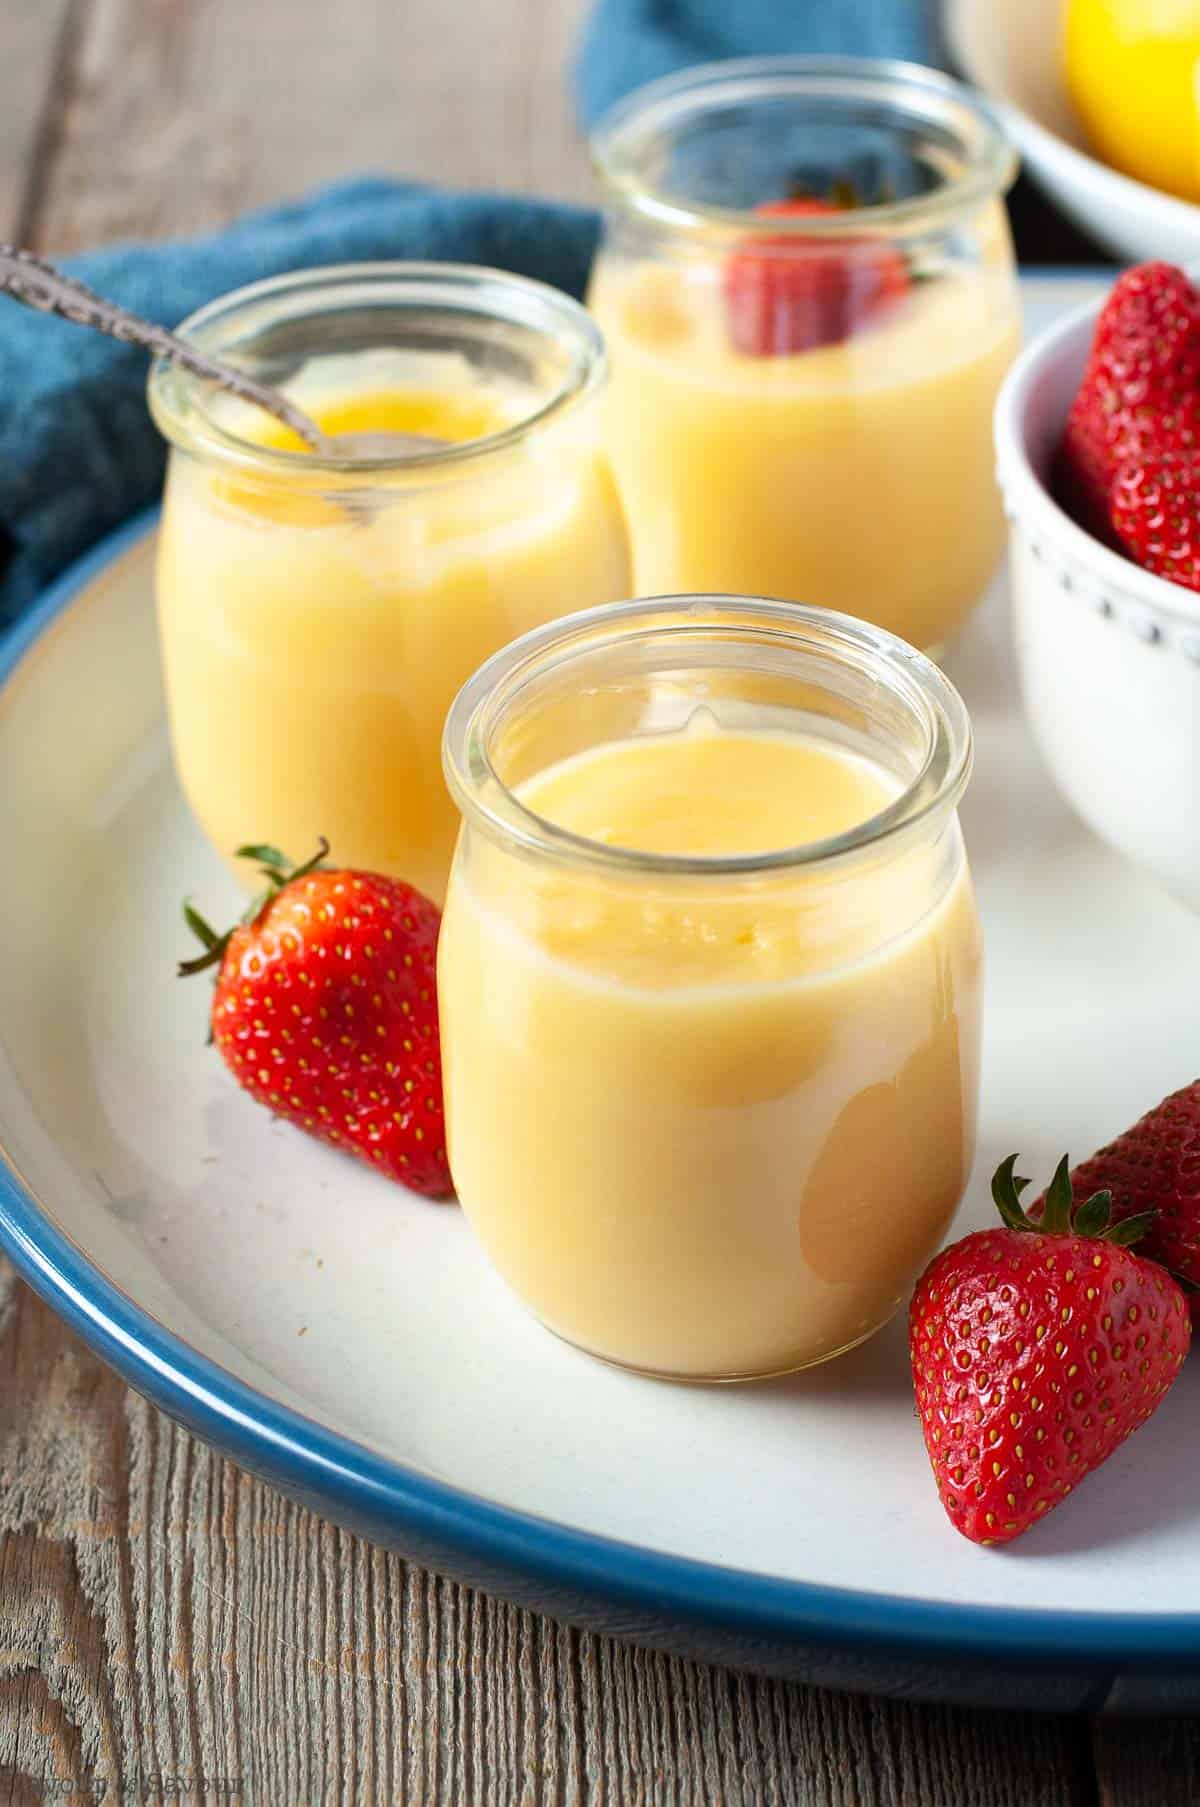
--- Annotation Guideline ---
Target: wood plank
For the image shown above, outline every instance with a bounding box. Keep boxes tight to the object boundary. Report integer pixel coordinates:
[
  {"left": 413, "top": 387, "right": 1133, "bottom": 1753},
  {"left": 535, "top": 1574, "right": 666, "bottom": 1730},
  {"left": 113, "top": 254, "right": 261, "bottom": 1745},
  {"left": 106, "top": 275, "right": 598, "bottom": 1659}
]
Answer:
[
  {"left": 1094, "top": 1721, "right": 1200, "bottom": 1806},
  {"left": 0, "top": 1262, "right": 1095, "bottom": 1805},
  {"left": 29, "top": 0, "right": 594, "bottom": 254},
  {"left": 0, "top": 0, "right": 75, "bottom": 241}
]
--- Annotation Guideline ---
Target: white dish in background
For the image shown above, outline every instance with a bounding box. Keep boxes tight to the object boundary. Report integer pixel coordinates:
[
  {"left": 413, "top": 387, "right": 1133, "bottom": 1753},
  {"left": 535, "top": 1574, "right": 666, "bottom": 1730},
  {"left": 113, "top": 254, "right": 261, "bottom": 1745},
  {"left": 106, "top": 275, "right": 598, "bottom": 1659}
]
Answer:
[
  {"left": 945, "top": 0, "right": 1200, "bottom": 264},
  {"left": 3, "top": 278, "right": 1200, "bottom": 1711},
  {"left": 996, "top": 287, "right": 1200, "bottom": 914}
]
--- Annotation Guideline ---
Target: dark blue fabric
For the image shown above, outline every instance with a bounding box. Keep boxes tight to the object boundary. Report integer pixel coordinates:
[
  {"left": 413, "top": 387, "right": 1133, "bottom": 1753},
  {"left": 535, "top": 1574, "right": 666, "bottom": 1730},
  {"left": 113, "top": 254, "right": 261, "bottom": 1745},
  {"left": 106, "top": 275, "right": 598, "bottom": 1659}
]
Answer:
[
  {"left": 0, "top": 178, "right": 599, "bottom": 626},
  {"left": 574, "top": 0, "right": 945, "bottom": 131}
]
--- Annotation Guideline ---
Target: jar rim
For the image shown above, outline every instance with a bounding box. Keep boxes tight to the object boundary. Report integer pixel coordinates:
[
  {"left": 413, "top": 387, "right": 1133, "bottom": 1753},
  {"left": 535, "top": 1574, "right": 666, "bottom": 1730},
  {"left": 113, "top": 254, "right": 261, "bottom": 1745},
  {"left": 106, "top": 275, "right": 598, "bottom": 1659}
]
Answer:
[
  {"left": 147, "top": 261, "right": 608, "bottom": 479},
  {"left": 589, "top": 55, "right": 1017, "bottom": 241},
  {"left": 443, "top": 595, "right": 973, "bottom": 879}
]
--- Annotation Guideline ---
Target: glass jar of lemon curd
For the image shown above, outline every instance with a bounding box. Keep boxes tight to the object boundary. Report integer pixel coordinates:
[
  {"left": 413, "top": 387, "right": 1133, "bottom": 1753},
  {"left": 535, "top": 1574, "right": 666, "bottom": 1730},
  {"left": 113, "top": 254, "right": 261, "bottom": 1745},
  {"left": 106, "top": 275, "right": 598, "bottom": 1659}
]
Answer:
[
  {"left": 150, "top": 264, "right": 631, "bottom": 904},
  {"left": 439, "top": 597, "right": 984, "bottom": 1381},
  {"left": 588, "top": 58, "right": 1020, "bottom": 653}
]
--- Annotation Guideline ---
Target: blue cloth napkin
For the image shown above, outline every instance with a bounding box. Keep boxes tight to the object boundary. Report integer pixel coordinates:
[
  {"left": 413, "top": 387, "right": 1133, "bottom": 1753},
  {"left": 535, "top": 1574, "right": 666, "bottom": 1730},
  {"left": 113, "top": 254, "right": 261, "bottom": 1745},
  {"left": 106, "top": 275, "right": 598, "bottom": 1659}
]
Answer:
[
  {"left": 574, "top": 0, "right": 945, "bottom": 131},
  {"left": 0, "top": 178, "right": 599, "bottom": 629}
]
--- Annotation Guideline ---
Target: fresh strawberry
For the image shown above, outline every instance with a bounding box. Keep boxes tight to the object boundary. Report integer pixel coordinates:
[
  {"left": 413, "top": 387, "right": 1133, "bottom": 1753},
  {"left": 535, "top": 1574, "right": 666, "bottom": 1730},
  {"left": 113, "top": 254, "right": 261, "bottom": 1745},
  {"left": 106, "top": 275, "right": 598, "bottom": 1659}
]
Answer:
[
  {"left": 723, "top": 196, "right": 909, "bottom": 357},
  {"left": 180, "top": 841, "right": 451, "bottom": 1198},
  {"left": 910, "top": 1156, "right": 1189, "bottom": 1545},
  {"left": 1109, "top": 446, "right": 1200, "bottom": 592},
  {"left": 1039, "top": 1082, "right": 1200, "bottom": 1321},
  {"left": 1059, "top": 262, "right": 1200, "bottom": 534}
]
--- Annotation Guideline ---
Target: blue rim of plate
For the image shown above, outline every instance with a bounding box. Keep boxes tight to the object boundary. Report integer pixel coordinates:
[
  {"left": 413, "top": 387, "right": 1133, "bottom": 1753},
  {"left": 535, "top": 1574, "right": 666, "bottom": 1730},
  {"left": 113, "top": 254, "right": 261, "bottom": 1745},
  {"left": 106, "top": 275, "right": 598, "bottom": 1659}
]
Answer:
[{"left": 2, "top": 498, "right": 1198, "bottom": 1675}]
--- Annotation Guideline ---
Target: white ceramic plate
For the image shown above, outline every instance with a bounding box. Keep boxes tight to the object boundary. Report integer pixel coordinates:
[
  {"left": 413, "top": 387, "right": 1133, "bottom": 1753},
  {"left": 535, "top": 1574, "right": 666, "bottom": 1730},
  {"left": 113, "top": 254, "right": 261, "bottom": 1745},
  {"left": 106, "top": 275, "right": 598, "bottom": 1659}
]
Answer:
[
  {"left": 945, "top": 0, "right": 1200, "bottom": 265},
  {"left": 4, "top": 277, "right": 1200, "bottom": 1711}
]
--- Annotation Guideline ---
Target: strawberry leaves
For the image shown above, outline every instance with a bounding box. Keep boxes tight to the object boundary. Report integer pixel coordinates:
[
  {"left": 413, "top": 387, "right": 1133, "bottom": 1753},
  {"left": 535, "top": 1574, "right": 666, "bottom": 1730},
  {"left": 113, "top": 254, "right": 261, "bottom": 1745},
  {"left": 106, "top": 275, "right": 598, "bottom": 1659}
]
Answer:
[
  {"left": 177, "top": 903, "right": 233, "bottom": 978},
  {"left": 180, "top": 840, "right": 334, "bottom": 981},
  {"left": 991, "top": 1153, "right": 1157, "bottom": 1247}
]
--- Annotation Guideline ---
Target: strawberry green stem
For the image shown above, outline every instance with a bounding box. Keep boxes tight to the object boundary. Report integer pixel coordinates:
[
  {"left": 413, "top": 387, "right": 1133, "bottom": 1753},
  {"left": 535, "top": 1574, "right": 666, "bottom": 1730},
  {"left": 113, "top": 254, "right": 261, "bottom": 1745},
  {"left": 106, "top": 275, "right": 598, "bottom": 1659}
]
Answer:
[
  {"left": 177, "top": 903, "right": 231, "bottom": 977},
  {"left": 235, "top": 837, "right": 329, "bottom": 894},
  {"left": 178, "top": 839, "right": 330, "bottom": 980},
  {"left": 991, "top": 1154, "right": 1157, "bottom": 1247}
]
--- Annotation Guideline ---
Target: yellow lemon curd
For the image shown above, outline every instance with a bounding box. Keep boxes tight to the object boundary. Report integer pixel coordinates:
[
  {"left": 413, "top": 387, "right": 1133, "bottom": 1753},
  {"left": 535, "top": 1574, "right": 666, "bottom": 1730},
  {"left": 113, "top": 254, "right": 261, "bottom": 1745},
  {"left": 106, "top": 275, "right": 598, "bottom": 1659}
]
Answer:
[
  {"left": 588, "top": 257, "right": 1019, "bottom": 653},
  {"left": 439, "top": 724, "right": 982, "bottom": 1379},
  {"left": 156, "top": 359, "right": 631, "bottom": 903}
]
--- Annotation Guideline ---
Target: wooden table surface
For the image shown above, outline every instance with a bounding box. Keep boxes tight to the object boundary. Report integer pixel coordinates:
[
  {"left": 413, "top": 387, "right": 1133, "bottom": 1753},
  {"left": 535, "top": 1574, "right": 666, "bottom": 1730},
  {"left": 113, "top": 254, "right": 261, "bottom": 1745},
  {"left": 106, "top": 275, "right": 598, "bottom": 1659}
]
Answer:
[{"left": 0, "top": 2, "right": 1193, "bottom": 1802}]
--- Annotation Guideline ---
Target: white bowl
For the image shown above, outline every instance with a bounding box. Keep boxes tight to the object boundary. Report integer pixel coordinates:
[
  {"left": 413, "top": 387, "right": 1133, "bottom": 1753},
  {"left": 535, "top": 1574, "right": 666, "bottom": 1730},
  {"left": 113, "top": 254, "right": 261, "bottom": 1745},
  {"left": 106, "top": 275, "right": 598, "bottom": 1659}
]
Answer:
[
  {"left": 946, "top": 0, "right": 1200, "bottom": 264},
  {"left": 994, "top": 294, "right": 1200, "bottom": 911}
]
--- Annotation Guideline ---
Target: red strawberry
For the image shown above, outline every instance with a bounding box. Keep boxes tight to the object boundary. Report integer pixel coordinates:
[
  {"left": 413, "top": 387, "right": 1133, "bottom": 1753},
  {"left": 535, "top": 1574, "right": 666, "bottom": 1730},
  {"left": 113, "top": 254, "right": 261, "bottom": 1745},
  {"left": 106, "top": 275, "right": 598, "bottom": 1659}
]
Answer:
[
  {"left": 723, "top": 196, "right": 909, "bottom": 357},
  {"left": 1040, "top": 1082, "right": 1200, "bottom": 1322},
  {"left": 1109, "top": 446, "right": 1200, "bottom": 592},
  {"left": 1059, "top": 262, "right": 1200, "bottom": 534},
  {"left": 180, "top": 841, "right": 451, "bottom": 1198},
  {"left": 910, "top": 1156, "right": 1189, "bottom": 1545}
]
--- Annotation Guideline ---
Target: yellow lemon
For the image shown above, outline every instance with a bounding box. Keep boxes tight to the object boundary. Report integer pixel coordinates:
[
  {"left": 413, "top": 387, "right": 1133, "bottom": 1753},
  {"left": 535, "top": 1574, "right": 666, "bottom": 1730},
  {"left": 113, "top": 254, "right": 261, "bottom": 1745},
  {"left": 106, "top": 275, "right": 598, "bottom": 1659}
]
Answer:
[{"left": 1064, "top": 0, "right": 1200, "bottom": 201}]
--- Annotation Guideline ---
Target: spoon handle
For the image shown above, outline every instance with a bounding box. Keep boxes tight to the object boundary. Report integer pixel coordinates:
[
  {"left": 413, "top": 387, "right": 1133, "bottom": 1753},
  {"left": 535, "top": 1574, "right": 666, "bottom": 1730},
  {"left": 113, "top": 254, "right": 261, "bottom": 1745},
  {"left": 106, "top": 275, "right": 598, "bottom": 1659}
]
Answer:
[{"left": 0, "top": 243, "right": 326, "bottom": 451}]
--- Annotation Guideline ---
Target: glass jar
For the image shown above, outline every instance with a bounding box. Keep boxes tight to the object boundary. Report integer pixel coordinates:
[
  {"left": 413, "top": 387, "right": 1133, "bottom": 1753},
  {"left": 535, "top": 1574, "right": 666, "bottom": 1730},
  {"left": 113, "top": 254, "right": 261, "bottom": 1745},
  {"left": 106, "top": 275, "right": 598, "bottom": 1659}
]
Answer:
[
  {"left": 149, "top": 264, "right": 631, "bottom": 904},
  {"left": 439, "top": 595, "right": 983, "bottom": 1381},
  {"left": 588, "top": 58, "right": 1019, "bottom": 653}
]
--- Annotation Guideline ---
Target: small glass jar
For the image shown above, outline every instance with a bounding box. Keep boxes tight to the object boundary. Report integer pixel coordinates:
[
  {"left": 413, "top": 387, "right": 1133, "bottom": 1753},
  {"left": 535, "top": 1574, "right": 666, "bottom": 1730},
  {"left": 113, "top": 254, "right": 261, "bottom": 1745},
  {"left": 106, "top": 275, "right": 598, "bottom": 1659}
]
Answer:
[
  {"left": 149, "top": 264, "right": 631, "bottom": 904},
  {"left": 588, "top": 58, "right": 1019, "bottom": 653},
  {"left": 439, "top": 596, "right": 983, "bottom": 1381}
]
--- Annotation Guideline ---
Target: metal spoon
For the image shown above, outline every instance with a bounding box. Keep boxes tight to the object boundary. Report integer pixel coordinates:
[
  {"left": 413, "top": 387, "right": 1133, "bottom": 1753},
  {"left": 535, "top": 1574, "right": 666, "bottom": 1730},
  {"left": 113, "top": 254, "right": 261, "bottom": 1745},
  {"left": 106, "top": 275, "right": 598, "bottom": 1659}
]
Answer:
[{"left": 0, "top": 244, "right": 448, "bottom": 461}]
